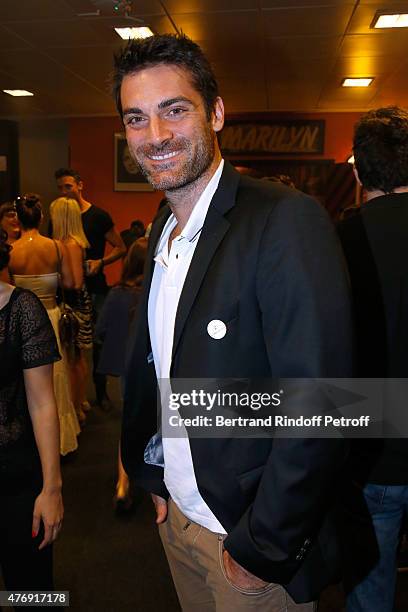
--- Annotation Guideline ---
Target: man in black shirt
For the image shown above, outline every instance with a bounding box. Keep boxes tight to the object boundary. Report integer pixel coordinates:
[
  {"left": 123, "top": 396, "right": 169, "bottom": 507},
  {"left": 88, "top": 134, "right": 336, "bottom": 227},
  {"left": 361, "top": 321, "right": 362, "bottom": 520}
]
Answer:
[
  {"left": 55, "top": 168, "right": 126, "bottom": 408},
  {"left": 338, "top": 107, "right": 408, "bottom": 612}
]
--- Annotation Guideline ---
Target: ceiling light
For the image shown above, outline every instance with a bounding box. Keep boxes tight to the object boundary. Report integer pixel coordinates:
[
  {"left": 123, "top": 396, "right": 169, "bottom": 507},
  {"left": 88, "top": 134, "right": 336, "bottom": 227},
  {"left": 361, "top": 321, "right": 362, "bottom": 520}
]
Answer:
[
  {"left": 342, "top": 78, "right": 373, "bottom": 87},
  {"left": 372, "top": 13, "right": 408, "bottom": 28},
  {"left": 3, "top": 89, "right": 34, "bottom": 97},
  {"left": 114, "top": 26, "right": 153, "bottom": 40},
  {"left": 347, "top": 155, "right": 355, "bottom": 164}
]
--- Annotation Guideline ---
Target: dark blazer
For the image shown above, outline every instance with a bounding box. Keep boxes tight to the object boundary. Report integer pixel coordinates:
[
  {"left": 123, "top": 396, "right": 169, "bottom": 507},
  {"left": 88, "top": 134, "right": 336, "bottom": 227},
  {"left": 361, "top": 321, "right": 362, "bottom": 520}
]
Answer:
[{"left": 122, "top": 162, "right": 352, "bottom": 603}]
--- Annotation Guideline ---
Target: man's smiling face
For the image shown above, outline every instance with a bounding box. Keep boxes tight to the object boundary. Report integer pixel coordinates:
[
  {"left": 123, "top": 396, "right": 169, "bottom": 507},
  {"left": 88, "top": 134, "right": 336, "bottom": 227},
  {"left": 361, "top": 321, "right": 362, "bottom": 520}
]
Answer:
[{"left": 120, "top": 64, "right": 223, "bottom": 192}]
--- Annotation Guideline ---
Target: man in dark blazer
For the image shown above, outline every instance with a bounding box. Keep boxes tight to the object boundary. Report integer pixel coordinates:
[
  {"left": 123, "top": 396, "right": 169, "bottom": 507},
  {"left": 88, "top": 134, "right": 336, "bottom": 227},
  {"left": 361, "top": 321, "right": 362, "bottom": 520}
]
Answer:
[
  {"left": 338, "top": 107, "right": 408, "bottom": 612},
  {"left": 113, "top": 34, "right": 352, "bottom": 611}
]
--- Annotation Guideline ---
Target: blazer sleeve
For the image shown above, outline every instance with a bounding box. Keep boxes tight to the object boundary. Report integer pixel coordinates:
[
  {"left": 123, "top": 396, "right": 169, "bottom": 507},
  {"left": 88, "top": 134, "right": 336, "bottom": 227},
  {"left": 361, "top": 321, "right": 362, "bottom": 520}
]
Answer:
[{"left": 223, "top": 194, "right": 353, "bottom": 583}]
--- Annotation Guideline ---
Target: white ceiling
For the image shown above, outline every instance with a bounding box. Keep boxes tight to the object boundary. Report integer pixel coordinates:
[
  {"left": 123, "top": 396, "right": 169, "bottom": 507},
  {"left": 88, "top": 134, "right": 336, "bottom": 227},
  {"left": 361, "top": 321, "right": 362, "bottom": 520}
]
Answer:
[{"left": 1, "top": 0, "right": 408, "bottom": 117}]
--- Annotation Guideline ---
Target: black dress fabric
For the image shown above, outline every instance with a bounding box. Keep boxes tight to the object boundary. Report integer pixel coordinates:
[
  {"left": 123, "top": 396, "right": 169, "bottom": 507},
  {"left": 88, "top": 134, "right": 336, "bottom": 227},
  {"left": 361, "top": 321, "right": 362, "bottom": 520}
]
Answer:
[
  {"left": 0, "top": 288, "right": 60, "bottom": 485},
  {"left": 0, "top": 287, "right": 60, "bottom": 594}
]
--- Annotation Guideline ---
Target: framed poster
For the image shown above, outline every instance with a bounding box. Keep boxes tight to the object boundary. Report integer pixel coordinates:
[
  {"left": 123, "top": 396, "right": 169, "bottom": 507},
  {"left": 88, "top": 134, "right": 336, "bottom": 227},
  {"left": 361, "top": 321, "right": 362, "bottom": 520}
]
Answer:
[{"left": 114, "top": 133, "right": 153, "bottom": 192}]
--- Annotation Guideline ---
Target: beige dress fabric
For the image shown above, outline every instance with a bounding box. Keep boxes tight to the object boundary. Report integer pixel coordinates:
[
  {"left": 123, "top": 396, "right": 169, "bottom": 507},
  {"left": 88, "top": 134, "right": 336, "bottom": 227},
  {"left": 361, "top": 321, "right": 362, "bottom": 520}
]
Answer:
[{"left": 13, "top": 273, "right": 80, "bottom": 455}]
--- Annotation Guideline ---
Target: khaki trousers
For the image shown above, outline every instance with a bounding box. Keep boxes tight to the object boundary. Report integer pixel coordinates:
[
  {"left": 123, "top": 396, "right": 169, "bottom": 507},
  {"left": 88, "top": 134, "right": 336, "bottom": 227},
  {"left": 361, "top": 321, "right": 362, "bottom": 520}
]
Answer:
[{"left": 159, "top": 499, "right": 317, "bottom": 612}]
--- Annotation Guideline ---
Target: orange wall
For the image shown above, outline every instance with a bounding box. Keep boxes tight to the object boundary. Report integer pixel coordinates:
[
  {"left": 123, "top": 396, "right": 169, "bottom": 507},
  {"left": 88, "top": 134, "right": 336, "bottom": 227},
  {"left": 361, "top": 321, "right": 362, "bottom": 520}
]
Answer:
[
  {"left": 69, "top": 111, "right": 361, "bottom": 284},
  {"left": 298, "top": 111, "right": 361, "bottom": 162}
]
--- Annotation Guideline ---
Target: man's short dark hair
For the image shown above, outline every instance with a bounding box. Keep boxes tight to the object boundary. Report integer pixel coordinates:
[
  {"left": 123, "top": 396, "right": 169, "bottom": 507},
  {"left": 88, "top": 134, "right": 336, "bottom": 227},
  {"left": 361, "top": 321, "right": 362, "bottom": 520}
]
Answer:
[
  {"left": 131, "top": 219, "right": 145, "bottom": 230},
  {"left": 353, "top": 106, "right": 408, "bottom": 193},
  {"left": 112, "top": 33, "right": 219, "bottom": 121},
  {"left": 54, "top": 167, "right": 82, "bottom": 183}
]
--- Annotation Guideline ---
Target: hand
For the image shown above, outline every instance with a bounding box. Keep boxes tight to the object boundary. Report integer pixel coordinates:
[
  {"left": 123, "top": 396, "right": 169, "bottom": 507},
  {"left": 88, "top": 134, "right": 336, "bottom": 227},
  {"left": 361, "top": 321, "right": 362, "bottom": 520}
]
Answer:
[
  {"left": 32, "top": 489, "right": 64, "bottom": 550},
  {"left": 151, "top": 494, "right": 167, "bottom": 524},
  {"left": 223, "top": 549, "right": 269, "bottom": 591},
  {"left": 86, "top": 259, "right": 103, "bottom": 276}
]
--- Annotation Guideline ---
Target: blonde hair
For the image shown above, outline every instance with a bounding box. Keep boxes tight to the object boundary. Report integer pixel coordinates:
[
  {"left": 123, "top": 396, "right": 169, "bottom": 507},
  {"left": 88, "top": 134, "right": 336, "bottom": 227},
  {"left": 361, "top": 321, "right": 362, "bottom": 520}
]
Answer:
[{"left": 50, "top": 197, "right": 89, "bottom": 249}]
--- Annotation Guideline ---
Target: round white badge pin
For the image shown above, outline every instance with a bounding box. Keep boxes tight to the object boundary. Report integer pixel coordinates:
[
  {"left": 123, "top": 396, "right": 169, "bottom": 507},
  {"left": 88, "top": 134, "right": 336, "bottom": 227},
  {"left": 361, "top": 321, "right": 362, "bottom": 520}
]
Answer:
[{"left": 207, "top": 319, "right": 227, "bottom": 340}]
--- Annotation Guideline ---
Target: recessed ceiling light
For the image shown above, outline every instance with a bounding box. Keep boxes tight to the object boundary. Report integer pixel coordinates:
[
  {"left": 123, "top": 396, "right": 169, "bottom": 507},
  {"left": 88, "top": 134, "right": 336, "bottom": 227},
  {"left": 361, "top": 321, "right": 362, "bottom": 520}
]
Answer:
[
  {"left": 372, "top": 13, "right": 408, "bottom": 28},
  {"left": 342, "top": 78, "right": 373, "bottom": 87},
  {"left": 3, "top": 89, "right": 34, "bottom": 97},
  {"left": 114, "top": 26, "right": 154, "bottom": 40}
]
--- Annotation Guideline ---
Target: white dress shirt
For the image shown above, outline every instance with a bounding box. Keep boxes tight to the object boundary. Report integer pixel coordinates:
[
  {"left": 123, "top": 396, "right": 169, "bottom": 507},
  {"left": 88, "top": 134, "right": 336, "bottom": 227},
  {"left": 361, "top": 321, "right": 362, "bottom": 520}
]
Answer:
[{"left": 148, "top": 159, "right": 226, "bottom": 534}]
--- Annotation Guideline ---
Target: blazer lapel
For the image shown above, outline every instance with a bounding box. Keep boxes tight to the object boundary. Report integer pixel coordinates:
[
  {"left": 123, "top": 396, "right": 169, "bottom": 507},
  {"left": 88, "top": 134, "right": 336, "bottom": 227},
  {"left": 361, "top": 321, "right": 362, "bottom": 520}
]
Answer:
[
  {"left": 172, "top": 162, "right": 241, "bottom": 362},
  {"left": 143, "top": 206, "right": 172, "bottom": 292}
]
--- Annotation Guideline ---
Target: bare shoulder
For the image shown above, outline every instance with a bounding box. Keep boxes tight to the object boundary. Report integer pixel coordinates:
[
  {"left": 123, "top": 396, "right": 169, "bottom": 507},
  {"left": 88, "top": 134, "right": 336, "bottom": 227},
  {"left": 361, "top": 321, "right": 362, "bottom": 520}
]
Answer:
[
  {"left": 37, "top": 234, "right": 56, "bottom": 246},
  {"left": 41, "top": 235, "right": 60, "bottom": 253},
  {"left": 63, "top": 238, "right": 83, "bottom": 254}
]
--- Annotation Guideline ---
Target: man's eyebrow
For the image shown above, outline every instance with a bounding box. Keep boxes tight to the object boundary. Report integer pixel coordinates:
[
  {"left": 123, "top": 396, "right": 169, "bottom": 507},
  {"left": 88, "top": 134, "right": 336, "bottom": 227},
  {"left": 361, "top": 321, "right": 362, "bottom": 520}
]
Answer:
[
  {"left": 158, "top": 96, "right": 194, "bottom": 109},
  {"left": 122, "top": 107, "right": 143, "bottom": 117},
  {"left": 122, "top": 97, "right": 194, "bottom": 117}
]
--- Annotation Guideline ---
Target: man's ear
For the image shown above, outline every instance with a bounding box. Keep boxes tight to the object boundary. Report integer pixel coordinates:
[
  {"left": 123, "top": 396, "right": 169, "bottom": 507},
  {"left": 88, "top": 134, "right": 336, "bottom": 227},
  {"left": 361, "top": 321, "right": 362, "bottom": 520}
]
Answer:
[
  {"left": 78, "top": 180, "right": 84, "bottom": 192},
  {"left": 353, "top": 165, "right": 362, "bottom": 186},
  {"left": 212, "top": 97, "right": 224, "bottom": 133}
]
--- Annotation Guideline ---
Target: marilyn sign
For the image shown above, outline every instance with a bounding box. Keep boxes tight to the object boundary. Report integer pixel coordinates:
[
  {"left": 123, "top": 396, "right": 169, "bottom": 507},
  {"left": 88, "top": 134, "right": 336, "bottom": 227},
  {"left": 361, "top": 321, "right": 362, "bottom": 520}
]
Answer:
[{"left": 220, "top": 120, "right": 325, "bottom": 156}]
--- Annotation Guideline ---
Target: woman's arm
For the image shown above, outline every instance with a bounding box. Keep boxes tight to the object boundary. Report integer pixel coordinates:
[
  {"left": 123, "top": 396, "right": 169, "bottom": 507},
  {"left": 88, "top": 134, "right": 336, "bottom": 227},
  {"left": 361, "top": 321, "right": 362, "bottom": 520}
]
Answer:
[
  {"left": 64, "top": 239, "right": 84, "bottom": 290},
  {"left": 24, "top": 363, "right": 63, "bottom": 550},
  {"left": 55, "top": 240, "right": 74, "bottom": 289}
]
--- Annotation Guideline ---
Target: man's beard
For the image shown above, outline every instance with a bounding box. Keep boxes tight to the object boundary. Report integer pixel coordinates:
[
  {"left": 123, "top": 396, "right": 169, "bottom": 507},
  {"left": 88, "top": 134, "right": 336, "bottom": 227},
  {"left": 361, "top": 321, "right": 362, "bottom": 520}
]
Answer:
[{"left": 128, "top": 127, "right": 215, "bottom": 192}]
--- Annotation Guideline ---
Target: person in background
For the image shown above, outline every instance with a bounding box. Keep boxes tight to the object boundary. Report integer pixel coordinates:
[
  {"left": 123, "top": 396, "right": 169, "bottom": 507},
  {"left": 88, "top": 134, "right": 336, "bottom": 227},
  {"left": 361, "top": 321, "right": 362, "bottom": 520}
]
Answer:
[
  {"left": 0, "top": 202, "right": 21, "bottom": 283},
  {"left": 54, "top": 168, "right": 126, "bottom": 411},
  {"left": 338, "top": 106, "right": 408, "bottom": 612},
  {"left": 120, "top": 219, "right": 145, "bottom": 251},
  {"left": 50, "top": 196, "right": 93, "bottom": 424},
  {"left": 0, "top": 227, "right": 63, "bottom": 592},
  {"left": 96, "top": 238, "right": 147, "bottom": 512},
  {"left": 0, "top": 202, "right": 21, "bottom": 245},
  {"left": 9, "top": 194, "right": 80, "bottom": 456}
]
